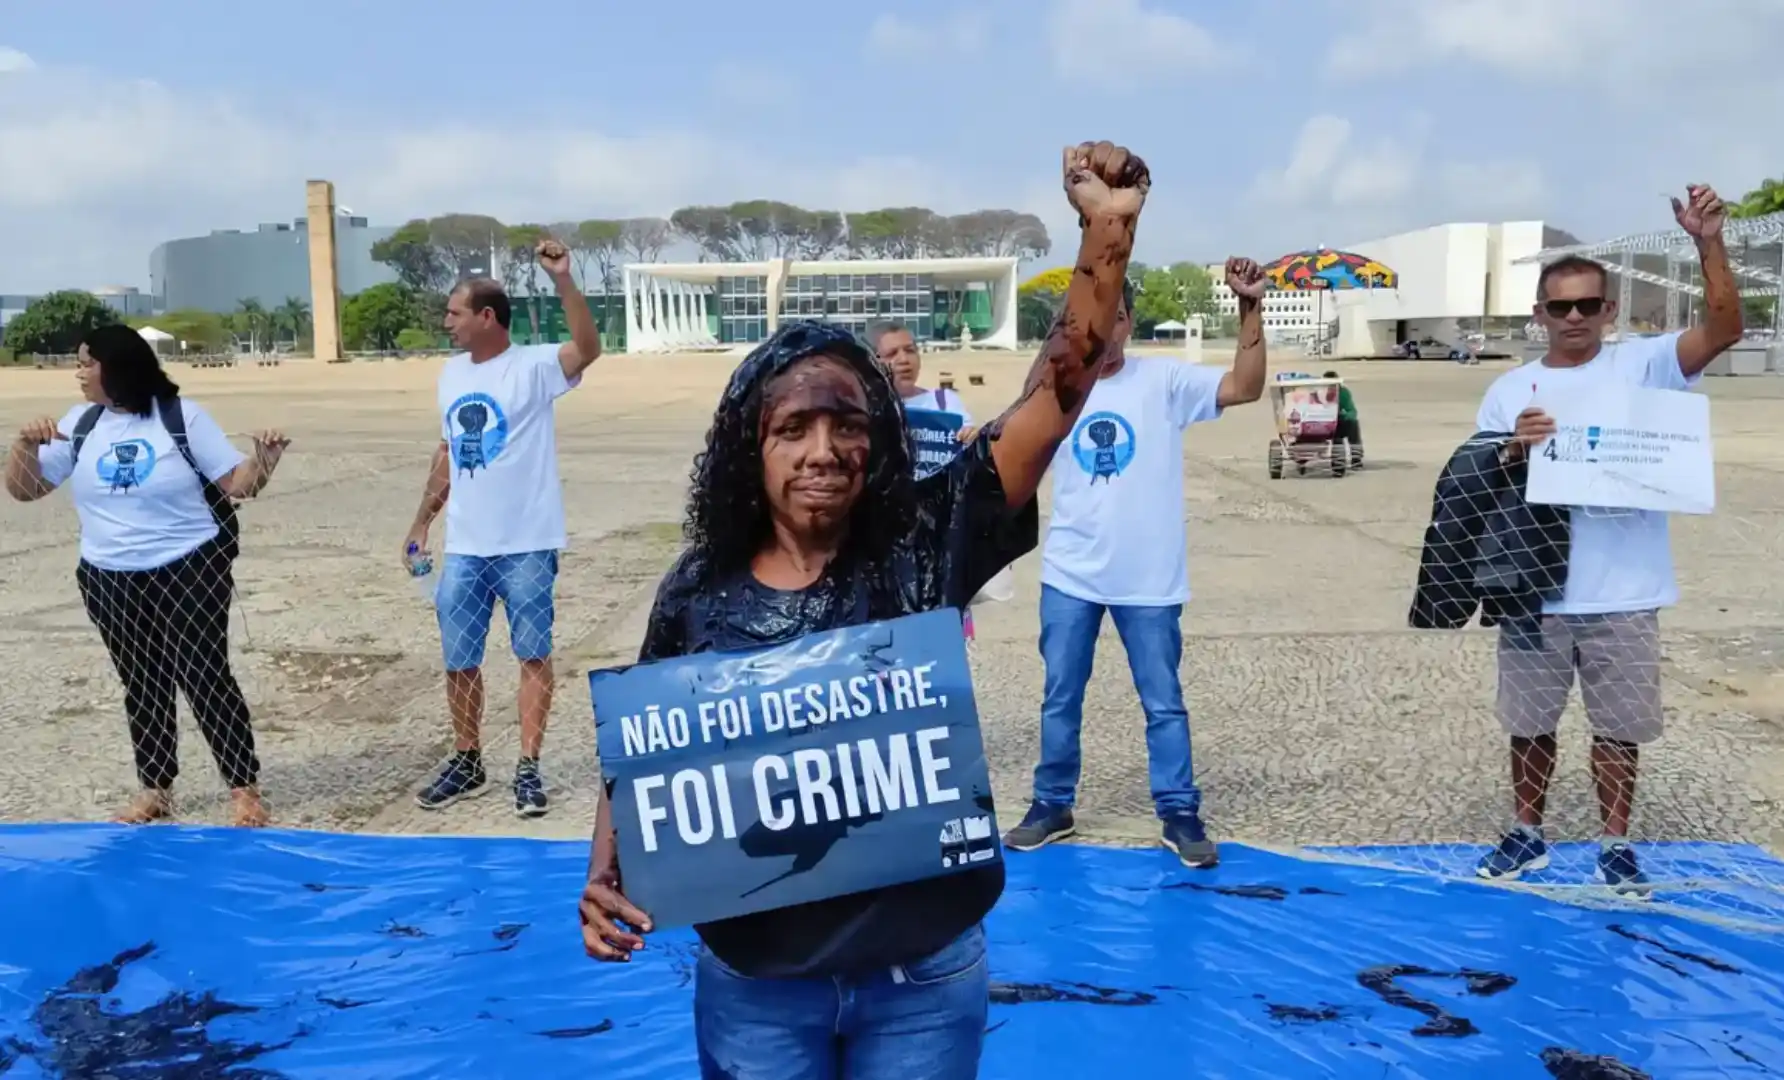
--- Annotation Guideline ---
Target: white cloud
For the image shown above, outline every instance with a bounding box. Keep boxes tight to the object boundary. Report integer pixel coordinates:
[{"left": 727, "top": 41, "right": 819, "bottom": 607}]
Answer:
[
  {"left": 1327, "top": 0, "right": 1781, "bottom": 82},
  {"left": 1323, "top": 0, "right": 1784, "bottom": 202},
  {"left": 0, "top": 46, "right": 33, "bottom": 73},
  {"left": 1046, "top": 0, "right": 1228, "bottom": 91},
  {"left": 867, "top": 10, "right": 993, "bottom": 58},
  {"left": 1246, "top": 114, "right": 1547, "bottom": 249},
  {"left": 0, "top": 51, "right": 1018, "bottom": 292}
]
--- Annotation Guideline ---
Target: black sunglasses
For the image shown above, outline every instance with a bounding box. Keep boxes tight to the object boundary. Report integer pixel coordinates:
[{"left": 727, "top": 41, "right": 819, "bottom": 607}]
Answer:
[{"left": 1543, "top": 297, "right": 1606, "bottom": 318}]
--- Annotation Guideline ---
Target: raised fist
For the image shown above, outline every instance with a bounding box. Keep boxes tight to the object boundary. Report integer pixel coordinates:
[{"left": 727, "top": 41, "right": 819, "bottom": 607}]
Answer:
[
  {"left": 1225, "top": 257, "right": 1268, "bottom": 301},
  {"left": 536, "top": 237, "right": 572, "bottom": 276},
  {"left": 1063, "top": 141, "right": 1150, "bottom": 221},
  {"left": 1671, "top": 184, "right": 1726, "bottom": 239},
  {"left": 16, "top": 417, "right": 64, "bottom": 446}
]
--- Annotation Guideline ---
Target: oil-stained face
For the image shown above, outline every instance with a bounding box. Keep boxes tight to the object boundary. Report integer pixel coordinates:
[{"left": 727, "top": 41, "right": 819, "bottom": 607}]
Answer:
[{"left": 758, "top": 354, "right": 872, "bottom": 537}]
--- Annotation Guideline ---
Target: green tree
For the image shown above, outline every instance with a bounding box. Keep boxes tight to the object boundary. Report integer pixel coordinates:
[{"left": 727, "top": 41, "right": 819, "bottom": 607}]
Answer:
[
  {"left": 1018, "top": 293, "right": 1059, "bottom": 341},
  {"left": 503, "top": 224, "right": 549, "bottom": 339},
  {"left": 1134, "top": 263, "right": 1217, "bottom": 329},
  {"left": 428, "top": 214, "right": 506, "bottom": 279},
  {"left": 573, "top": 219, "right": 625, "bottom": 293},
  {"left": 1731, "top": 178, "right": 1784, "bottom": 219},
  {"left": 276, "top": 297, "right": 311, "bottom": 346},
  {"left": 341, "top": 283, "right": 424, "bottom": 351},
  {"left": 620, "top": 217, "right": 673, "bottom": 263},
  {"left": 394, "top": 327, "right": 437, "bottom": 352},
  {"left": 371, "top": 218, "right": 453, "bottom": 293},
  {"left": 3, "top": 291, "right": 121, "bottom": 355},
  {"left": 233, "top": 298, "right": 274, "bottom": 353}
]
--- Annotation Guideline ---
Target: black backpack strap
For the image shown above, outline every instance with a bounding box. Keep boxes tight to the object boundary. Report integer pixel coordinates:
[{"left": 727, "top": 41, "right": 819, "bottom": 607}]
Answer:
[
  {"left": 157, "top": 394, "right": 201, "bottom": 473},
  {"left": 69, "top": 405, "right": 104, "bottom": 464},
  {"left": 157, "top": 394, "right": 241, "bottom": 560}
]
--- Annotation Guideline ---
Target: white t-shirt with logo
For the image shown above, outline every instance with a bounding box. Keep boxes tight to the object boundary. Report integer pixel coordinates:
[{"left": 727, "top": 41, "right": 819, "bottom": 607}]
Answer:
[
  {"left": 1475, "top": 332, "right": 1694, "bottom": 616},
  {"left": 37, "top": 399, "right": 245, "bottom": 572},
  {"left": 437, "top": 343, "right": 579, "bottom": 557},
  {"left": 1042, "top": 357, "right": 1226, "bottom": 606}
]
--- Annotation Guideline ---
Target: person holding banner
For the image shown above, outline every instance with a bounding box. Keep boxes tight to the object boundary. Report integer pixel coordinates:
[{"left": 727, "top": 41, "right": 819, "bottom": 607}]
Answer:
[
  {"left": 1471, "top": 184, "right": 1743, "bottom": 896},
  {"left": 579, "top": 140, "right": 1151, "bottom": 1079},
  {"left": 869, "top": 318, "right": 1012, "bottom": 639}
]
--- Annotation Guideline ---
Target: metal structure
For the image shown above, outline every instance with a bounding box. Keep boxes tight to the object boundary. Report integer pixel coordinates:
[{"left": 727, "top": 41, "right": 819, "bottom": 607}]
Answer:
[{"left": 1514, "top": 212, "right": 1784, "bottom": 336}]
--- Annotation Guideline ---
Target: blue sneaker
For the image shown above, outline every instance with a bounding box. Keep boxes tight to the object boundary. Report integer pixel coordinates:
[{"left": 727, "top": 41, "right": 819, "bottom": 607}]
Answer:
[
  {"left": 1161, "top": 811, "right": 1219, "bottom": 868},
  {"left": 1597, "top": 842, "right": 1651, "bottom": 900},
  {"left": 513, "top": 759, "right": 549, "bottom": 819},
  {"left": 1002, "top": 802, "right": 1075, "bottom": 852},
  {"left": 415, "top": 751, "right": 488, "bottom": 810},
  {"left": 1476, "top": 826, "right": 1550, "bottom": 880}
]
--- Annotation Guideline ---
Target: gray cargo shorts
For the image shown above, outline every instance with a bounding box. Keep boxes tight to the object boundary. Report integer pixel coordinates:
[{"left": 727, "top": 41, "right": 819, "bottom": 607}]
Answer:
[{"left": 1495, "top": 610, "right": 1664, "bottom": 744}]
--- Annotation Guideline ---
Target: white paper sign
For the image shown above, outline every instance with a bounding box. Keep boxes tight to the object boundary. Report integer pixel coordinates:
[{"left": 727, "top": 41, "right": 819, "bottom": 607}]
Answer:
[{"left": 1525, "top": 384, "right": 1715, "bottom": 514}]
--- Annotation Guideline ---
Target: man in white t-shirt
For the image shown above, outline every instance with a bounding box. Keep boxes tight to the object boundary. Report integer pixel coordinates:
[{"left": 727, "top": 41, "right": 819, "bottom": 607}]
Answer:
[
  {"left": 1004, "top": 260, "right": 1269, "bottom": 868},
  {"left": 1473, "top": 185, "right": 1744, "bottom": 895},
  {"left": 404, "top": 238, "right": 604, "bottom": 818}
]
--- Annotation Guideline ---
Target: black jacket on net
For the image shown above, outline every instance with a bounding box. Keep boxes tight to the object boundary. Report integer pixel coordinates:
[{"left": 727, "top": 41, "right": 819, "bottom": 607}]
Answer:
[{"left": 1409, "top": 431, "right": 1571, "bottom": 637}]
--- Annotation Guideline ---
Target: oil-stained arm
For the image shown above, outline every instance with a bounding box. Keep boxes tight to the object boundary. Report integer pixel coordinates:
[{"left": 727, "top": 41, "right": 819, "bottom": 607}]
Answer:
[{"left": 986, "top": 144, "right": 1147, "bottom": 508}]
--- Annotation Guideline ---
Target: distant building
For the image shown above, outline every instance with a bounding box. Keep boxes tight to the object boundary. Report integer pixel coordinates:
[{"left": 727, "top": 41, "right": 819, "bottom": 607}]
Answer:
[
  {"left": 622, "top": 256, "right": 1020, "bottom": 352},
  {"left": 150, "top": 216, "right": 399, "bottom": 314},
  {"left": 1329, "top": 221, "right": 1555, "bottom": 357}
]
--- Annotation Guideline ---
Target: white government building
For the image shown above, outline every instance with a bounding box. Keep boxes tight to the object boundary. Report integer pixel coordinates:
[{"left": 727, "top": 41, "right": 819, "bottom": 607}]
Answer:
[
  {"left": 615, "top": 222, "right": 1559, "bottom": 358},
  {"left": 621, "top": 256, "right": 1020, "bottom": 353}
]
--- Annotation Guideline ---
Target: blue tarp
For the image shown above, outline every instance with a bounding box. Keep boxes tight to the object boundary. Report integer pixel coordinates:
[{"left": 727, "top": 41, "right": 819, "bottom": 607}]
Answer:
[{"left": 0, "top": 825, "right": 1779, "bottom": 1078}]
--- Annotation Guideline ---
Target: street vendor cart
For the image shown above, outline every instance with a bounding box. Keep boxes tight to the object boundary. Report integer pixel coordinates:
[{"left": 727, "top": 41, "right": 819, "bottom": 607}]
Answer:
[{"left": 1267, "top": 373, "right": 1354, "bottom": 479}]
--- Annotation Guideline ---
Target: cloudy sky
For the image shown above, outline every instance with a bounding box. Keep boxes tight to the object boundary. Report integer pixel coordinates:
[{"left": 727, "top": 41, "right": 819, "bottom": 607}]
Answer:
[{"left": 1, "top": 0, "right": 1779, "bottom": 293}]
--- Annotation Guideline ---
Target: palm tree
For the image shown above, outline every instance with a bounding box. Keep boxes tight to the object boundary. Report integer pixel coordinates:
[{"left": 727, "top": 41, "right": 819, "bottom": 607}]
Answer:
[
  {"left": 235, "top": 298, "right": 269, "bottom": 354},
  {"left": 276, "top": 297, "right": 311, "bottom": 348}
]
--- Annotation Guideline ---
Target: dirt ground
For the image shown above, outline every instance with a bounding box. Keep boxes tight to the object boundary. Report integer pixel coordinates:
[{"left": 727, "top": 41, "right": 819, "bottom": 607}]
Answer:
[{"left": 0, "top": 348, "right": 1779, "bottom": 873}]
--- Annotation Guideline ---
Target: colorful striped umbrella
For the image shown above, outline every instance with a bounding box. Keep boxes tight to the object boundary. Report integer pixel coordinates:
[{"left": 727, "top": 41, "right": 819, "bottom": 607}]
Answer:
[{"left": 1263, "top": 249, "right": 1398, "bottom": 291}]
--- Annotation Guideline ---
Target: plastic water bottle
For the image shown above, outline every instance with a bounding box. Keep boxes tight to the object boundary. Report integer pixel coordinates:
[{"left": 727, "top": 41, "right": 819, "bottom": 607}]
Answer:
[{"left": 405, "top": 542, "right": 436, "bottom": 605}]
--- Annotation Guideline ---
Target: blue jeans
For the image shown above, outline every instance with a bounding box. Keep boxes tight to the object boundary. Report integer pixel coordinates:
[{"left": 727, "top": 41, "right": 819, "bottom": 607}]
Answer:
[
  {"left": 1033, "top": 584, "right": 1200, "bottom": 817},
  {"left": 694, "top": 925, "right": 989, "bottom": 1080},
  {"left": 435, "top": 550, "right": 558, "bottom": 672}
]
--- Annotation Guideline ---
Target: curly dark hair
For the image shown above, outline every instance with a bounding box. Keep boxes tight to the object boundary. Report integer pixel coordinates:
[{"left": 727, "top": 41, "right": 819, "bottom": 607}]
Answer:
[{"left": 683, "top": 322, "right": 919, "bottom": 582}]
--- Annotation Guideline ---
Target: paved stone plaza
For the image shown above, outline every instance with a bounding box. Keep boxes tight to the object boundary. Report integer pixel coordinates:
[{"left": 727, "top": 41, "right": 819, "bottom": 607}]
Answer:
[{"left": 1, "top": 352, "right": 1780, "bottom": 865}]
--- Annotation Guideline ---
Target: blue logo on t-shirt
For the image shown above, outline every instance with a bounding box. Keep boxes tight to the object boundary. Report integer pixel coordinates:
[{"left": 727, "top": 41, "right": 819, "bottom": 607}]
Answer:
[
  {"left": 1070, "top": 410, "right": 1136, "bottom": 483},
  {"left": 96, "top": 439, "right": 157, "bottom": 492},
  {"left": 446, "top": 393, "right": 509, "bottom": 476},
  {"left": 1586, "top": 425, "right": 1601, "bottom": 451}
]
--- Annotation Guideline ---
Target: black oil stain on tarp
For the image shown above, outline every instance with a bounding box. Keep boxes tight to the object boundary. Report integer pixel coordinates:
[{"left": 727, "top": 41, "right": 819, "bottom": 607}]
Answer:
[
  {"left": 1607, "top": 924, "right": 1741, "bottom": 975},
  {"left": 6, "top": 942, "right": 303, "bottom": 1078},
  {"left": 1153, "top": 882, "right": 1346, "bottom": 901},
  {"left": 1355, "top": 965, "right": 1515, "bottom": 1037},
  {"left": 382, "top": 921, "right": 429, "bottom": 939},
  {"left": 453, "top": 921, "right": 531, "bottom": 958},
  {"left": 989, "top": 981, "right": 1156, "bottom": 1007},
  {"left": 1539, "top": 1047, "right": 1653, "bottom": 1079},
  {"left": 1265, "top": 1002, "right": 1354, "bottom": 1024},
  {"left": 536, "top": 1020, "right": 614, "bottom": 1039}
]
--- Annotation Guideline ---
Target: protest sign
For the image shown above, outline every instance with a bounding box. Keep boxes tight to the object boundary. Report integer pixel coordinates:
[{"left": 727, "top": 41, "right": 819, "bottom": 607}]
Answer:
[
  {"left": 906, "top": 408, "right": 965, "bottom": 480},
  {"left": 588, "top": 608, "right": 999, "bottom": 929},
  {"left": 1526, "top": 384, "right": 1715, "bottom": 514}
]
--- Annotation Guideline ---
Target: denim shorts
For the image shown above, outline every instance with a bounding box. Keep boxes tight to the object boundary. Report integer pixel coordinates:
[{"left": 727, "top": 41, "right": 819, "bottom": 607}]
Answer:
[{"left": 435, "top": 550, "right": 558, "bottom": 672}]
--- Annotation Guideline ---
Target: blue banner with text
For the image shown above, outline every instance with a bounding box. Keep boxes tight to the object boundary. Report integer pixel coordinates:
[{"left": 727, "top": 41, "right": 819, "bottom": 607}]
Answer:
[
  {"left": 589, "top": 609, "right": 1000, "bottom": 929},
  {"left": 906, "top": 408, "right": 965, "bottom": 480}
]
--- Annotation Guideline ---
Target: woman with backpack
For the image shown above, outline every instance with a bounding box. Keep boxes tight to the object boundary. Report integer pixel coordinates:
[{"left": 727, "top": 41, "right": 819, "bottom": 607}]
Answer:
[{"left": 3, "top": 324, "right": 289, "bottom": 827}]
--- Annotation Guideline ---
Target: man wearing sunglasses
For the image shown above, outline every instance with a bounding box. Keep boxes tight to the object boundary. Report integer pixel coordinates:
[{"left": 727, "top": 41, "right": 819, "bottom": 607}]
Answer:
[{"left": 1471, "top": 185, "right": 1744, "bottom": 896}]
